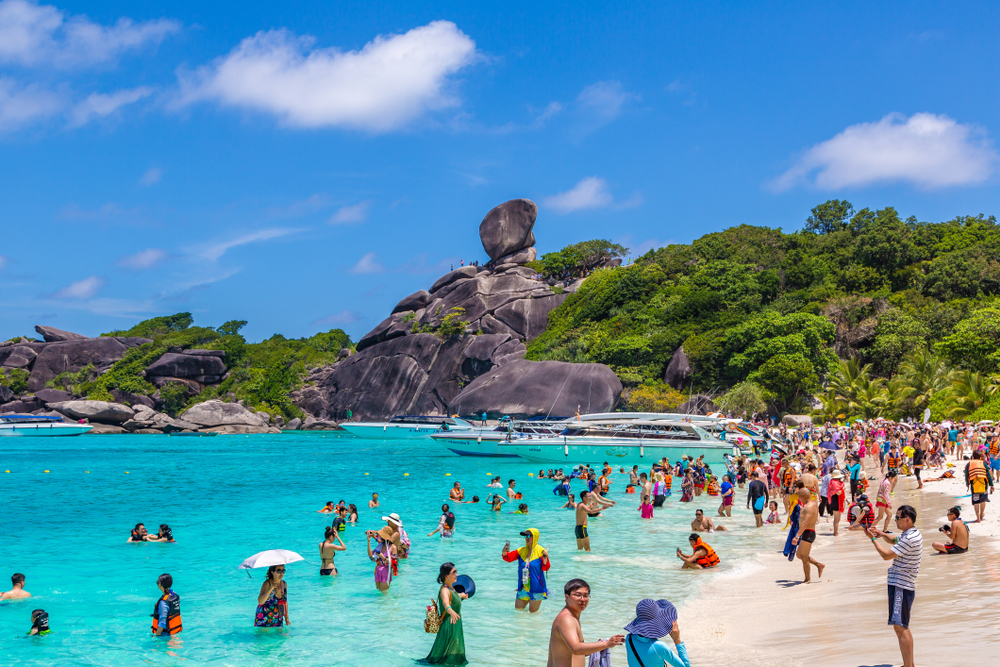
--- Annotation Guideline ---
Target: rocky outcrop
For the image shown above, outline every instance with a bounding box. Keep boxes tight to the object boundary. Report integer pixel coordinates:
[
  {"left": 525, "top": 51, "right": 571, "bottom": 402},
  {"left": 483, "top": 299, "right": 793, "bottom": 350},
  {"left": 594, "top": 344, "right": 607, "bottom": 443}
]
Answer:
[
  {"left": 391, "top": 290, "right": 431, "bottom": 314},
  {"left": 0, "top": 346, "right": 37, "bottom": 368},
  {"left": 479, "top": 199, "right": 537, "bottom": 261},
  {"left": 28, "top": 337, "right": 136, "bottom": 391},
  {"left": 677, "top": 394, "right": 716, "bottom": 416},
  {"left": 34, "top": 325, "right": 87, "bottom": 342},
  {"left": 663, "top": 347, "right": 691, "bottom": 390},
  {"left": 34, "top": 388, "right": 73, "bottom": 403},
  {"left": 447, "top": 359, "right": 622, "bottom": 418},
  {"left": 47, "top": 400, "right": 135, "bottom": 424},
  {"left": 180, "top": 399, "right": 277, "bottom": 433},
  {"left": 782, "top": 414, "right": 812, "bottom": 427},
  {"left": 145, "top": 351, "right": 226, "bottom": 383}
]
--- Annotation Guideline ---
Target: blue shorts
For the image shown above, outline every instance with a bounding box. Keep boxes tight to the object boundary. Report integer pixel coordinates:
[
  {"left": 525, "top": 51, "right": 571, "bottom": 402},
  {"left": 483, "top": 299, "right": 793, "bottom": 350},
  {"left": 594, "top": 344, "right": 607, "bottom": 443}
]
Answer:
[
  {"left": 888, "top": 585, "right": 914, "bottom": 629},
  {"left": 516, "top": 589, "right": 547, "bottom": 602},
  {"left": 991, "top": 460, "right": 1000, "bottom": 472}
]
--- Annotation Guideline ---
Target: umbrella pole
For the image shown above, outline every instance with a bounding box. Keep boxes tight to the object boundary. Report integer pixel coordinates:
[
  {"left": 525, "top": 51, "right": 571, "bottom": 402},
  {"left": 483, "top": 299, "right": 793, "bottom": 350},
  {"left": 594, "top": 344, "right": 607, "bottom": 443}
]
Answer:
[{"left": 246, "top": 570, "right": 252, "bottom": 578}]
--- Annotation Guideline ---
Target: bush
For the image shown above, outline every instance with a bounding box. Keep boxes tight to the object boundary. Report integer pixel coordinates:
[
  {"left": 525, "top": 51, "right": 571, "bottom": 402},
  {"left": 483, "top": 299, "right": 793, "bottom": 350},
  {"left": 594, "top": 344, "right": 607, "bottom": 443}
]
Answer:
[
  {"left": 622, "top": 383, "right": 685, "bottom": 412},
  {"left": 437, "top": 307, "right": 469, "bottom": 338},
  {"left": 159, "top": 382, "right": 190, "bottom": 417},
  {"left": 1, "top": 368, "right": 30, "bottom": 395},
  {"left": 717, "top": 381, "right": 768, "bottom": 416}
]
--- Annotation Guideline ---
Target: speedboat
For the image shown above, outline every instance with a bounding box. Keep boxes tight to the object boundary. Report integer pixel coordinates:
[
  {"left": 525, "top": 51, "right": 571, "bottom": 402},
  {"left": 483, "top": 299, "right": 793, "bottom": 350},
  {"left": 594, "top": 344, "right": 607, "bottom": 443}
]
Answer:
[
  {"left": 431, "top": 418, "right": 568, "bottom": 456},
  {"left": 496, "top": 419, "right": 739, "bottom": 466},
  {"left": 339, "top": 415, "right": 477, "bottom": 440},
  {"left": 0, "top": 415, "right": 93, "bottom": 436}
]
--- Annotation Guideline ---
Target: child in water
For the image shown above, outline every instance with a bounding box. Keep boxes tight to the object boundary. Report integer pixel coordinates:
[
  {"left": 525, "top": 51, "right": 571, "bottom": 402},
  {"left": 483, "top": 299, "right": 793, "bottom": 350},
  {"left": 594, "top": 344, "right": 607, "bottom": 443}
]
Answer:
[
  {"left": 27, "top": 610, "right": 49, "bottom": 636},
  {"left": 639, "top": 494, "right": 654, "bottom": 519},
  {"left": 765, "top": 501, "right": 779, "bottom": 524},
  {"left": 513, "top": 503, "right": 529, "bottom": 514},
  {"left": 487, "top": 494, "right": 507, "bottom": 511}
]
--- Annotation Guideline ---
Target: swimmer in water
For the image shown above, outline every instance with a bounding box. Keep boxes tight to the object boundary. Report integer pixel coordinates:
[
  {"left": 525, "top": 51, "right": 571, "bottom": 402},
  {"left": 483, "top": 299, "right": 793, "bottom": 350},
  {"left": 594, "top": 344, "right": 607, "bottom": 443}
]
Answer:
[
  {"left": 487, "top": 494, "right": 507, "bottom": 511},
  {"left": 27, "top": 609, "right": 49, "bottom": 635},
  {"left": 0, "top": 573, "right": 30, "bottom": 600},
  {"left": 368, "top": 493, "right": 379, "bottom": 508},
  {"left": 149, "top": 524, "right": 175, "bottom": 542},
  {"left": 128, "top": 523, "right": 149, "bottom": 543},
  {"left": 561, "top": 494, "right": 577, "bottom": 509},
  {"left": 319, "top": 526, "right": 347, "bottom": 575},
  {"left": 319, "top": 501, "right": 335, "bottom": 514},
  {"left": 347, "top": 504, "right": 359, "bottom": 522},
  {"left": 691, "top": 509, "right": 727, "bottom": 533},
  {"left": 513, "top": 503, "right": 529, "bottom": 514}
]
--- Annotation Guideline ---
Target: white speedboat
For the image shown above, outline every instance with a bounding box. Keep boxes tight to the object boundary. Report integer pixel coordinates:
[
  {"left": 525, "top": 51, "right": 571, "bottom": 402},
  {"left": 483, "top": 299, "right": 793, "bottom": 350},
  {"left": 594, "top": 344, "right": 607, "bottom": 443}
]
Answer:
[
  {"left": 0, "top": 415, "right": 93, "bottom": 436},
  {"left": 431, "top": 418, "right": 568, "bottom": 456},
  {"left": 339, "top": 415, "right": 477, "bottom": 440},
  {"left": 496, "top": 419, "right": 739, "bottom": 466}
]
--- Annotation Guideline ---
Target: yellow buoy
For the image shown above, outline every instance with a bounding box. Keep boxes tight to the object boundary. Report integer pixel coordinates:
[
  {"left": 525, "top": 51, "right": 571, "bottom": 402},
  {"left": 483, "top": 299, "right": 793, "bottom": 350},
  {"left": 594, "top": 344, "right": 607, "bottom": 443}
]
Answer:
[
  {"left": 125, "top": 471, "right": 130, "bottom": 474},
  {"left": 365, "top": 472, "right": 369, "bottom": 475},
  {"left": 404, "top": 473, "right": 409, "bottom": 476},
  {"left": 85, "top": 471, "right": 89, "bottom": 473},
  {"left": 445, "top": 473, "right": 451, "bottom": 476},
  {"left": 528, "top": 473, "right": 533, "bottom": 477},
  {"left": 44, "top": 470, "right": 49, "bottom": 473},
  {"left": 5, "top": 470, "right": 9, "bottom": 473}
]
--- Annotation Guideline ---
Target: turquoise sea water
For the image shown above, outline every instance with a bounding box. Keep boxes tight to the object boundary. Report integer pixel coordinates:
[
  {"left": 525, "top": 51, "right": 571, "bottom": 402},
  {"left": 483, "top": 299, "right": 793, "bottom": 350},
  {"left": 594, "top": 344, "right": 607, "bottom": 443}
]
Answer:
[{"left": 0, "top": 433, "right": 781, "bottom": 666}]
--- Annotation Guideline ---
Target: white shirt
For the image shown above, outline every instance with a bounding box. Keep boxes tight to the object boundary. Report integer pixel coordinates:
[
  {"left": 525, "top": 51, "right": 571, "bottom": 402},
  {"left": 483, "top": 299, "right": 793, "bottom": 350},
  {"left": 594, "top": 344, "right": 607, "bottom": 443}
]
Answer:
[{"left": 887, "top": 527, "right": 922, "bottom": 591}]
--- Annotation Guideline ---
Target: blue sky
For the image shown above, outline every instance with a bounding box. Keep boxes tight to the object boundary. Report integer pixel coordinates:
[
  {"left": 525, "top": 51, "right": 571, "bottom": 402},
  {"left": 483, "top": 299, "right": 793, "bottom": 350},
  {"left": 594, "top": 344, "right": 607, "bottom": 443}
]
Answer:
[{"left": 3, "top": 1, "right": 1000, "bottom": 342}]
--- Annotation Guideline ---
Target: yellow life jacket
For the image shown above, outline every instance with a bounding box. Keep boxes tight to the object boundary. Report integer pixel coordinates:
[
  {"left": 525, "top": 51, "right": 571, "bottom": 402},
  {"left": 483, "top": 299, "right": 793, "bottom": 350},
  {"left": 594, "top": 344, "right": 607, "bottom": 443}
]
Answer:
[{"left": 968, "top": 460, "right": 990, "bottom": 493}]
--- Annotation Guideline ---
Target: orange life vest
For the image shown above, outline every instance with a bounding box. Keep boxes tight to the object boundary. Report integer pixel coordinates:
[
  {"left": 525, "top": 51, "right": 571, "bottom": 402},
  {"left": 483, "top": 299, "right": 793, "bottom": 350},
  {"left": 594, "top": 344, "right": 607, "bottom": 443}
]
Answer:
[
  {"left": 989, "top": 442, "right": 1000, "bottom": 458},
  {"left": 887, "top": 453, "right": 900, "bottom": 468},
  {"left": 781, "top": 467, "right": 794, "bottom": 487},
  {"left": 968, "top": 460, "right": 989, "bottom": 493},
  {"left": 151, "top": 591, "right": 182, "bottom": 635},
  {"left": 625, "top": 485, "right": 636, "bottom": 494},
  {"left": 663, "top": 474, "right": 672, "bottom": 490},
  {"left": 693, "top": 538, "right": 720, "bottom": 568}
]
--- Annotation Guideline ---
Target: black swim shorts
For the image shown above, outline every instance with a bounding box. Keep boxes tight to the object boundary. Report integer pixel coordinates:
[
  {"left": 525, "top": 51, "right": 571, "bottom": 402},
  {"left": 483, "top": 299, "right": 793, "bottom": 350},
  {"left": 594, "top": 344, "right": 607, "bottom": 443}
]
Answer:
[
  {"left": 944, "top": 543, "right": 968, "bottom": 554},
  {"left": 575, "top": 525, "right": 588, "bottom": 539},
  {"left": 973, "top": 493, "right": 990, "bottom": 504},
  {"left": 800, "top": 529, "right": 816, "bottom": 543}
]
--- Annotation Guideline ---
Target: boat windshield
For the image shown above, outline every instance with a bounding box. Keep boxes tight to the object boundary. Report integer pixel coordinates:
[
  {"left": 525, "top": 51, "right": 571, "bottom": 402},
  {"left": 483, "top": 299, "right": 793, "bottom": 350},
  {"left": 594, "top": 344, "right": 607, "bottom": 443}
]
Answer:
[
  {"left": 0, "top": 415, "right": 62, "bottom": 424},
  {"left": 388, "top": 415, "right": 457, "bottom": 426},
  {"left": 558, "top": 422, "right": 716, "bottom": 441}
]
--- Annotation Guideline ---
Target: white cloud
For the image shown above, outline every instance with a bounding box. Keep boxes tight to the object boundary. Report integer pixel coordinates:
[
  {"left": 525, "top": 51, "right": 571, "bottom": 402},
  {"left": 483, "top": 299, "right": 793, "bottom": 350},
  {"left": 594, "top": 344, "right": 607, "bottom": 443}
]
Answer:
[
  {"left": 544, "top": 177, "right": 614, "bottom": 213},
  {"left": 0, "top": 76, "right": 62, "bottom": 129},
  {"left": 196, "top": 227, "right": 300, "bottom": 261},
  {"left": 311, "top": 310, "right": 360, "bottom": 326},
  {"left": 329, "top": 201, "right": 369, "bottom": 224},
  {"left": 577, "top": 81, "right": 635, "bottom": 122},
  {"left": 177, "top": 20, "right": 477, "bottom": 131},
  {"left": 0, "top": 0, "right": 180, "bottom": 68},
  {"left": 772, "top": 112, "right": 997, "bottom": 191},
  {"left": 140, "top": 167, "right": 161, "bottom": 185},
  {"left": 350, "top": 251, "right": 384, "bottom": 274},
  {"left": 266, "top": 193, "right": 328, "bottom": 218},
  {"left": 118, "top": 248, "right": 165, "bottom": 269},
  {"left": 54, "top": 275, "right": 104, "bottom": 299},
  {"left": 69, "top": 86, "right": 152, "bottom": 126}
]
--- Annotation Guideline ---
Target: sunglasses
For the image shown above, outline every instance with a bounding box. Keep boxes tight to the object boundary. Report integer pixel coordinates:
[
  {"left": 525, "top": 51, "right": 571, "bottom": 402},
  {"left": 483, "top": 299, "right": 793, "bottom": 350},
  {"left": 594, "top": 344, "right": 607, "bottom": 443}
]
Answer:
[{"left": 274, "top": 568, "right": 286, "bottom": 573}]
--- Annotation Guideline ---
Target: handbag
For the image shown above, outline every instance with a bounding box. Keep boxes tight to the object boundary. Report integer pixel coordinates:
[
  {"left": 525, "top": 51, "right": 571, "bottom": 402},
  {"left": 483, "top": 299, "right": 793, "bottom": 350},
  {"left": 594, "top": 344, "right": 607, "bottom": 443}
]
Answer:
[{"left": 424, "top": 598, "right": 442, "bottom": 633}]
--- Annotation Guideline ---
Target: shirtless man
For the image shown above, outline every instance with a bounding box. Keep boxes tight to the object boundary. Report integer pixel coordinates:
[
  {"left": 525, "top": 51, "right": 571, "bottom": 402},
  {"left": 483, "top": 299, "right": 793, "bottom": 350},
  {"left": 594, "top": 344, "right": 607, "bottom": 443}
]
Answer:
[
  {"left": 449, "top": 482, "right": 465, "bottom": 501},
  {"left": 932, "top": 505, "right": 970, "bottom": 554},
  {"left": 575, "top": 491, "right": 593, "bottom": 551},
  {"left": 368, "top": 492, "right": 379, "bottom": 508},
  {"left": 0, "top": 573, "right": 31, "bottom": 600},
  {"left": 507, "top": 479, "right": 518, "bottom": 500},
  {"left": 799, "top": 464, "right": 820, "bottom": 499},
  {"left": 790, "top": 488, "right": 825, "bottom": 583},
  {"left": 546, "top": 578, "right": 624, "bottom": 667},
  {"left": 691, "top": 509, "right": 728, "bottom": 533}
]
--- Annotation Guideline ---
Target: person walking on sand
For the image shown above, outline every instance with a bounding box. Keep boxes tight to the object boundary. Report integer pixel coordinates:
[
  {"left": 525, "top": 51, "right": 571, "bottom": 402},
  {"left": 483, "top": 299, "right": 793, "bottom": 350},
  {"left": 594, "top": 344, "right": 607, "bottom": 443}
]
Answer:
[
  {"left": 747, "top": 474, "right": 769, "bottom": 527},
  {"left": 502, "top": 528, "right": 550, "bottom": 612},
  {"left": 828, "top": 470, "right": 847, "bottom": 536},
  {"left": 865, "top": 504, "right": 921, "bottom": 667},
  {"left": 419, "top": 562, "right": 468, "bottom": 665},
  {"left": 0, "top": 573, "right": 30, "bottom": 600},
  {"left": 255, "top": 565, "right": 289, "bottom": 627},
  {"left": 575, "top": 491, "right": 592, "bottom": 551},
  {"left": 874, "top": 471, "right": 895, "bottom": 532},
  {"left": 546, "top": 578, "right": 624, "bottom": 667},
  {"left": 623, "top": 599, "right": 690, "bottom": 667},
  {"left": 790, "top": 488, "right": 825, "bottom": 583},
  {"left": 932, "top": 505, "right": 969, "bottom": 554},
  {"left": 965, "top": 451, "right": 994, "bottom": 523}
]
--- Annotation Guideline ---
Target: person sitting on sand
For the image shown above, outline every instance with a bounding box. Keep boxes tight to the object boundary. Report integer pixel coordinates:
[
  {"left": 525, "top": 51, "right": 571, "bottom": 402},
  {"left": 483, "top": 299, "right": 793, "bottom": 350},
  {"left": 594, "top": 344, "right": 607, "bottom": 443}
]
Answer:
[
  {"left": 765, "top": 501, "right": 780, "bottom": 524},
  {"left": 932, "top": 506, "right": 970, "bottom": 554},
  {"left": 319, "top": 501, "right": 335, "bottom": 514},
  {"left": 691, "top": 509, "right": 727, "bottom": 532},
  {"left": 0, "top": 573, "right": 30, "bottom": 600},
  {"left": 676, "top": 533, "right": 720, "bottom": 569},
  {"left": 368, "top": 493, "right": 379, "bottom": 508}
]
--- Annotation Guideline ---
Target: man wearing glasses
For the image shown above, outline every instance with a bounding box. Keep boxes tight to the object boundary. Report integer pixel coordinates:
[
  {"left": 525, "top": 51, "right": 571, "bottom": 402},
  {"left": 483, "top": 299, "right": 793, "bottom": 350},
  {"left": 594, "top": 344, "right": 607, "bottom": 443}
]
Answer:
[
  {"left": 865, "top": 504, "right": 921, "bottom": 667},
  {"left": 546, "top": 578, "right": 624, "bottom": 667}
]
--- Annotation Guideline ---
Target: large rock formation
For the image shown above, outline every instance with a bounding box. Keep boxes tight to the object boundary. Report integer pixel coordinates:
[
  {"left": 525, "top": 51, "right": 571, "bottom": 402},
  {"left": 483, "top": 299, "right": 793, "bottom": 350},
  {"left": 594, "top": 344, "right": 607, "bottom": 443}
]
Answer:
[
  {"left": 297, "top": 198, "right": 621, "bottom": 421},
  {"left": 663, "top": 347, "right": 691, "bottom": 390},
  {"left": 27, "top": 335, "right": 150, "bottom": 391},
  {"left": 179, "top": 399, "right": 278, "bottom": 433},
  {"left": 677, "top": 394, "right": 716, "bottom": 416},
  {"left": 47, "top": 400, "right": 135, "bottom": 424},
  {"left": 34, "top": 325, "right": 87, "bottom": 342},
  {"left": 479, "top": 199, "right": 537, "bottom": 261},
  {"left": 447, "top": 359, "right": 622, "bottom": 418},
  {"left": 145, "top": 351, "right": 226, "bottom": 384}
]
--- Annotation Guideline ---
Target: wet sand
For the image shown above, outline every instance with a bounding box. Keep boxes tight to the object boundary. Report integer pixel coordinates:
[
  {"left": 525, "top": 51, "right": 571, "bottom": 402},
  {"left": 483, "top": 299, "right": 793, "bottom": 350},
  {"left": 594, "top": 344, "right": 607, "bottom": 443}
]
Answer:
[{"left": 680, "top": 461, "right": 1000, "bottom": 666}]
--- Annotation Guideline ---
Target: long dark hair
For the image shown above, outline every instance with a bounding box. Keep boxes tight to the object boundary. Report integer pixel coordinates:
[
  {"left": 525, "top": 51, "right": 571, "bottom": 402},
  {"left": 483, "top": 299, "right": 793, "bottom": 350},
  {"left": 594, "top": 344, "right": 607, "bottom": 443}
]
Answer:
[
  {"left": 266, "top": 565, "right": 283, "bottom": 581},
  {"left": 436, "top": 562, "right": 456, "bottom": 585}
]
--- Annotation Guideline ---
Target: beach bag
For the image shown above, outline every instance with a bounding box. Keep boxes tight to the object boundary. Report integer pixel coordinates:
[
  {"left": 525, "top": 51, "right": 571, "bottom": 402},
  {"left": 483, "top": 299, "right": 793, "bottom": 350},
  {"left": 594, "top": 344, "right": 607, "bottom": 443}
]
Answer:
[{"left": 424, "top": 598, "right": 442, "bottom": 633}]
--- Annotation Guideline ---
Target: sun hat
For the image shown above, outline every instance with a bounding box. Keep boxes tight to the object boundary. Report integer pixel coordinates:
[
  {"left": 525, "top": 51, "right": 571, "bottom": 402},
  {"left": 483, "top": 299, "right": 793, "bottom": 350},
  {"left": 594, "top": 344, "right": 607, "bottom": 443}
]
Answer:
[
  {"left": 376, "top": 526, "right": 395, "bottom": 541},
  {"left": 624, "top": 599, "right": 677, "bottom": 638},
  {"left": 831, "top": 470, "right": 844, "bottom": 480},
  {"left": 382, "top": 513, "right": 402, "bottom": 527},
  {"left": 453, "top": 574, "right": 476, "bottom": 598}
]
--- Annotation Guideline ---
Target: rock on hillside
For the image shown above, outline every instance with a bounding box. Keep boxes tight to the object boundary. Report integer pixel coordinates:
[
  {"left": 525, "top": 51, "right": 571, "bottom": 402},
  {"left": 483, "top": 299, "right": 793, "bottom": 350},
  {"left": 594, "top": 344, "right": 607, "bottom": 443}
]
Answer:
[
  {"left": 296, "top": 198, "right": 621, "bottom": 421},
  {"left": 180, "top": 399, "right": 278, "bottom": 433},
  {"left": 48, "top": 400, "right": 135, "bottom": 424},
  {"left": 26, "top": 334, "right": 151, "bottom": 391},
  {"left": 447, "top": 359, "right": 622, "bottom": 418},
  {"left": 34, "top": 325, "right": 87, "bottom": 342}
]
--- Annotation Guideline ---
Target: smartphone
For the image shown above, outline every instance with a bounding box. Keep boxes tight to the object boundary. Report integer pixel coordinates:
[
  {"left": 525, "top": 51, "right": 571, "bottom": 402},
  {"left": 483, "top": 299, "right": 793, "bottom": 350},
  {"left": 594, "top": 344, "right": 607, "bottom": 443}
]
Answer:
[{"left": 505, "top": 540, "right": 510, "bottom": 550}]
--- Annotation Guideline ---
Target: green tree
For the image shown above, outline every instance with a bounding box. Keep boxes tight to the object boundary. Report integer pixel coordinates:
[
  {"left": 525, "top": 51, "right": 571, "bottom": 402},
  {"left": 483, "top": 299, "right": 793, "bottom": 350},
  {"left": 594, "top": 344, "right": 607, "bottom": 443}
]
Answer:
[
  {"left": 717, "top": 380, "right": 767, "bottom": 416},
  {"left": 805, "top": 200, "right": 854, "bottom": 234},
  {"left": 946, "top": 370, "right": 999, "bottom": 418},
  {"left": 216, "top": 320, "right": 248, "bottom": 337},
  {"left": 889, "top": 349, "right": 953, "bottom": 418},
  {"left": 937, "top": 306, "right": 1000, "bottom": 372}
]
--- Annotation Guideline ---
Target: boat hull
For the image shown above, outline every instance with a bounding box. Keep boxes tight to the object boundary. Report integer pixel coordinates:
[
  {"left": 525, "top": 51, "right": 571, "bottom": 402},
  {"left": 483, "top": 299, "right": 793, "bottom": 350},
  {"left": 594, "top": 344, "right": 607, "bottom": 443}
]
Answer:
[
  {"left": 0, "top": 424, "right": 93, "bottom": 436},
  {"left": 498, "top": 437, "right": 737, "bottom": 466},
  {"left": 430, "top": 433, "right": 519, "bottom": 457},
  {"left": 339, "top": 423, "right": 468, "bottom": 440}
]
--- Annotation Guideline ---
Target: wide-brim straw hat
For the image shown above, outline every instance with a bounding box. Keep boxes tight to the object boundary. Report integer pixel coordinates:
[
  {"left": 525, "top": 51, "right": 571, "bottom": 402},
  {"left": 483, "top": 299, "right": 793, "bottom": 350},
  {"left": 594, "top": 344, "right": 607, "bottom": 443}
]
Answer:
[
  {"left": 382, "top": 513, "right": 402, "bottom": 527},
  {"left": 376, "top": 526, "right": 395, "bottom": 541},
  {"left": 624, "top": 599, "right": 677, "bottom": 638},
  {"left": 830, "top": 470, "right": 844, "bottom": 480}
]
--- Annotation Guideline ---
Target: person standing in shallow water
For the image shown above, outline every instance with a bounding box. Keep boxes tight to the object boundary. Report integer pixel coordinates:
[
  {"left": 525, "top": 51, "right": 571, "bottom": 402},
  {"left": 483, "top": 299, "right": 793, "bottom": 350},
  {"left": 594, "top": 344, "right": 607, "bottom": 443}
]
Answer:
[
  {"left": 502, "top": 528, "right": 550, "bottom": 612},
  {"left": 255, "top": 565, "right": 289, "bottom": 627},
  {"left": 319, "top": 526, "right": 346, "bottom": 575},
  {"left": 366, "top": 526, "right": 397, "bottom": 592},
  {"left": 419, "top": 562, "right": 468, "bottom": 666}
]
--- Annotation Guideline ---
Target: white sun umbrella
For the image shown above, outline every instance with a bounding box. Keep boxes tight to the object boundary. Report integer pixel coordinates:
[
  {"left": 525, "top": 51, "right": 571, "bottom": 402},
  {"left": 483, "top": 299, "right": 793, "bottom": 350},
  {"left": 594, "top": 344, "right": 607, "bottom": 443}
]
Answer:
[{"left": 239, "top": 549, "right": 304, "bottom": 577}]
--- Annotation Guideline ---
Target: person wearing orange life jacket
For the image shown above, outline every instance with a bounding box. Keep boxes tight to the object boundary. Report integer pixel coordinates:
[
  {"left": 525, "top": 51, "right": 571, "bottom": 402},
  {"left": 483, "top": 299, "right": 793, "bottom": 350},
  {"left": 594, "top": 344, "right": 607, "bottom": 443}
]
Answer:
[
  {"left": 886, "top": 446, "right": 902, "bottom": 493},
  {"left": 151, "top": 573, "right": 182, "bottom": 636},
  {"left": 676, "top": 533, "right": 720, "bottom": 569},
  {"left": 847, "top": 494, "right": 875, "bottom": 531},
  {"left": 965, "top": 451, "right": 995, "bottom": 523}
]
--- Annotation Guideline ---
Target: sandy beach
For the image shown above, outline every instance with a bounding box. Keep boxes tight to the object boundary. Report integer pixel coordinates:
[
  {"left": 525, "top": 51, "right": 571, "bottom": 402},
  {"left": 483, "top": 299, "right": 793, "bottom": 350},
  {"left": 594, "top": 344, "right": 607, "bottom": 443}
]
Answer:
[{"left": 680, "top": 459, "right": 1000, "bottom": 666}]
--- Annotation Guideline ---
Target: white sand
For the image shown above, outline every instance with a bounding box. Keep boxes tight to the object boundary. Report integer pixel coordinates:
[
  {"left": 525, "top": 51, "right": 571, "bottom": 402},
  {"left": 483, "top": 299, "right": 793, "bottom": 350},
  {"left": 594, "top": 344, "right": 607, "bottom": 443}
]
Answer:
[{"left": 678, "top": 457, "right": 1000, "bottom": 666}]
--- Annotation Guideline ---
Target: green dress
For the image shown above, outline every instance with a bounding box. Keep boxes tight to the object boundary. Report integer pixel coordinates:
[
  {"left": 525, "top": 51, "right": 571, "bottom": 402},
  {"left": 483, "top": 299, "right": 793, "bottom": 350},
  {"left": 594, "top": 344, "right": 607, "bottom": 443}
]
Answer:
[{"left": 421, "top": 585, "right": 467, "bottom": 665}]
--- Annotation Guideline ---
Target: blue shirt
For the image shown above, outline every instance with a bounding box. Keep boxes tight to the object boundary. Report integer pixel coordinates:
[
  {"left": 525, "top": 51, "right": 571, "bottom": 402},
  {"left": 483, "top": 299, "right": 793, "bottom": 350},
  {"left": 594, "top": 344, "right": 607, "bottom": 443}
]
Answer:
[
  {"left": 625, "top": 635, "right": 690, "bottom": 667},
  {"left": 720, "top": 481, "right": 733, "bottom": 497},
  {"left": 846, "top": 462, "right": 861, "bottom": 481},
  {"left": 157, "top": 598, "right": 170, "bottom": 635}
]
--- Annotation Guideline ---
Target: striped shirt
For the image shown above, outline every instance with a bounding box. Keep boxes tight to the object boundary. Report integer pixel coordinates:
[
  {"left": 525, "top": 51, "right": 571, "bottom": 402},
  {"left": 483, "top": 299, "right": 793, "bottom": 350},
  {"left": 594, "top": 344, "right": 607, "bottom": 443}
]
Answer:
[{"left": 887, "top": 527, "right": 922, "bottom": 591}]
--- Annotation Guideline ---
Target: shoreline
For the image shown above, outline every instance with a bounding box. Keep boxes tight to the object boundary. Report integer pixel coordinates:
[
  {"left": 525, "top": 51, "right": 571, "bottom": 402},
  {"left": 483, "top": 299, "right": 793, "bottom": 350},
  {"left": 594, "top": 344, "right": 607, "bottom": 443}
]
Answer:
[{"left": 678, "top": 459, "right": 1000, "bottom": 666}]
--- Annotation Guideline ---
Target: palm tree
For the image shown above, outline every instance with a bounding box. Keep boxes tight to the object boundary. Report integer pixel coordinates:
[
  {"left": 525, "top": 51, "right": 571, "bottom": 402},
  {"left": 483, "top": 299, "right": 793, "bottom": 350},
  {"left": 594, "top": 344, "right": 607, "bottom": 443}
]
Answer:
[
  {"left": 889, "top": 349, "right": 952, "bottom": 418},
  {"left": 822, "top": 358, "right": 888, "bottom": 419},
  {"left": 946, "top": 370, "right": 1000, "bottom": 418}
]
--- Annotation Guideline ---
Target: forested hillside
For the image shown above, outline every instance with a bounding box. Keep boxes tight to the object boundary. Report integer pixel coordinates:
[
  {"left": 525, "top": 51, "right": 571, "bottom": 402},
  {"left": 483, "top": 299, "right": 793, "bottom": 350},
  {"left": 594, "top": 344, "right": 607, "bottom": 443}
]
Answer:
[{"left": 527, "top": 201, "right": 1000, "bottom": 421}]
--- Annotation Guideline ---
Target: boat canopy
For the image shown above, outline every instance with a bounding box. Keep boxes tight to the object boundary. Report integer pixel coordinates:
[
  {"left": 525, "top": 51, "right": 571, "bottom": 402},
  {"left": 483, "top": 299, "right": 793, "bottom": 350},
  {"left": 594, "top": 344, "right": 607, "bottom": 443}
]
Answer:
[
  {"left": 388, "top": 415, "right": 462, "bottom": 426},
  {"left": 0, "top": 415, "right": 63, "bottom": 423}
]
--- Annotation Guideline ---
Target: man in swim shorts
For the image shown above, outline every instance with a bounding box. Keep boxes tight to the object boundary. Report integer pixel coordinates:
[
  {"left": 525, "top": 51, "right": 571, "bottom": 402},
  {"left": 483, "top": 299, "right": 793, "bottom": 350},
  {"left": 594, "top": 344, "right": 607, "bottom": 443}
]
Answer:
[
  {"left": 574, "top": 491, "right": 592, "bottom": 552},
  {"left": 932, "top": 506, "right": 970, "bottom": 554},
  {"left": 791, "top": 487, "right": 825, "bottom": 583},
  {"left": 691, "top": 509, "right": 727, "bottom": 533}
]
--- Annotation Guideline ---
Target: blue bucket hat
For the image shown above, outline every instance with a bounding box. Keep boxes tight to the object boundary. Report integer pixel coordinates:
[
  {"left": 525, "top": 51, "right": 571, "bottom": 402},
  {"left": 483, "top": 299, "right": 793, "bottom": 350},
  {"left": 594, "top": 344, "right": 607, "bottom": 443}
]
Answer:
[{"left": 623, "top": 599, "right": 677, "bottom": 638}]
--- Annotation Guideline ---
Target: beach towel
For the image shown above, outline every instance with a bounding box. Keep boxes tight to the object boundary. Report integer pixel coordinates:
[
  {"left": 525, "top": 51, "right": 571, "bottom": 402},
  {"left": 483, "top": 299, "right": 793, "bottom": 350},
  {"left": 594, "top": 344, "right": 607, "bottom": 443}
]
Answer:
[
  {"left": 783, "top": 505, "right": 801, "bottom": 561},
  {"left": 588, "top": 641, "right": 611, "bottom": 667}
]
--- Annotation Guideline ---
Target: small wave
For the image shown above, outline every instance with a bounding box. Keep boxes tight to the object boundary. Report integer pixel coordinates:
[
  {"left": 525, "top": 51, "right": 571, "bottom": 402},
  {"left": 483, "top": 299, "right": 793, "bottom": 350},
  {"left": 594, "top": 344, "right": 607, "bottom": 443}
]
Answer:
[{"left": 716, "top": 556, "right": 766, "bottom": 580}]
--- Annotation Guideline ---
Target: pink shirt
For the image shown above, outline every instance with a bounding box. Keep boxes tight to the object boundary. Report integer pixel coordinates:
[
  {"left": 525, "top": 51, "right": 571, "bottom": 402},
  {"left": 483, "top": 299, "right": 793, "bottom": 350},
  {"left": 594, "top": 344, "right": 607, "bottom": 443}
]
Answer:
[{"left": 640, "top": 503, "right": 653, "bottom": 519}]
